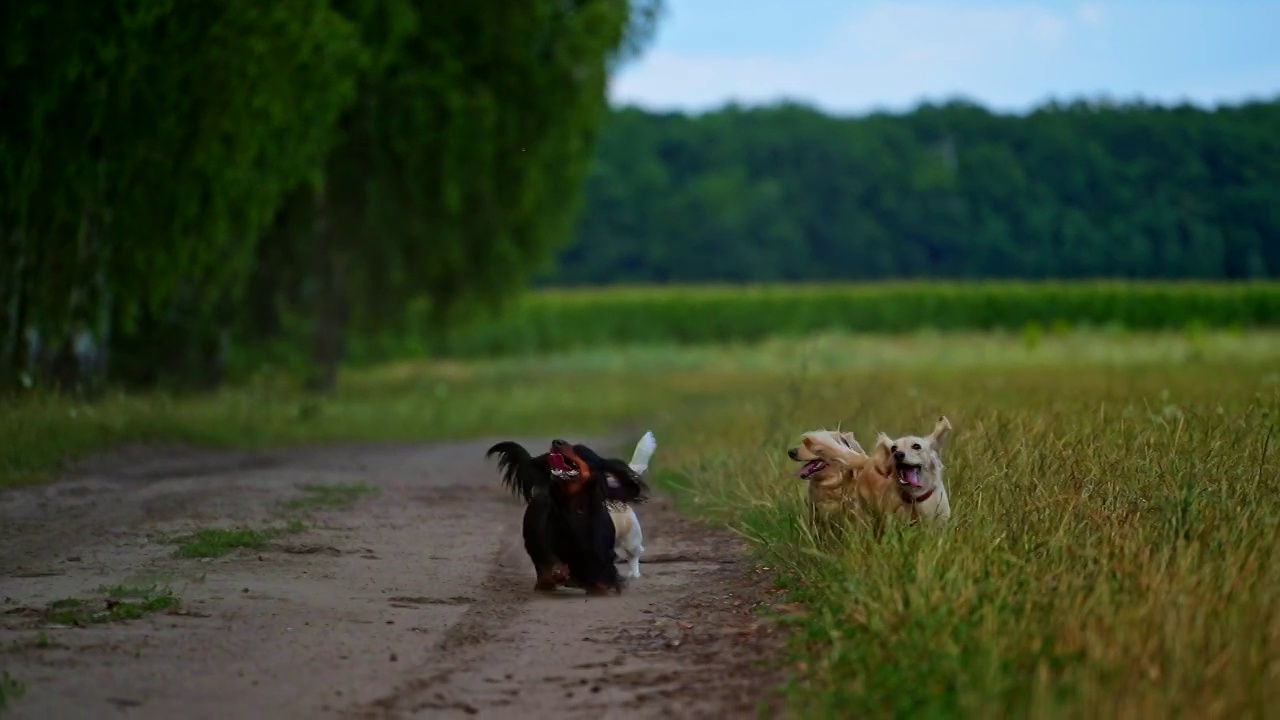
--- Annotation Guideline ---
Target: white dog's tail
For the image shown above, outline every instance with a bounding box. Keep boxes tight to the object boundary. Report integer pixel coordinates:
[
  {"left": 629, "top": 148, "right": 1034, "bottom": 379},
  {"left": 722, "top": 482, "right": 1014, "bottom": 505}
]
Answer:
[{"left": 628, "top": 431, "right": 657, "bottom": 475}]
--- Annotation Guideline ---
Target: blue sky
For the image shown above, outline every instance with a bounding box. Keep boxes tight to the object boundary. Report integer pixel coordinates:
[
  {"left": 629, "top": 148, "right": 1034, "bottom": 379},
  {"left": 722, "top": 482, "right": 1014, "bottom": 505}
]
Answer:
[{"left": 609, "top": 0, "right": 1280, "bottom": 114}]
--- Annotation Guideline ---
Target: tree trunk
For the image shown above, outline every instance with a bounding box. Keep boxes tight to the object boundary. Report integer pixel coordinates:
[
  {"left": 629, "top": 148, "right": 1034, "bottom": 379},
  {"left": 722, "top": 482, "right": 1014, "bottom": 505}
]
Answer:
[
  {"left": 305, "top": 186, "right": 348, "bottom": 395},
  {"left": 87, "top": 155, "right": 111, "bottom": 398},
  {"left": 1, "top": 228, "right": 26, "bottom": 384}
]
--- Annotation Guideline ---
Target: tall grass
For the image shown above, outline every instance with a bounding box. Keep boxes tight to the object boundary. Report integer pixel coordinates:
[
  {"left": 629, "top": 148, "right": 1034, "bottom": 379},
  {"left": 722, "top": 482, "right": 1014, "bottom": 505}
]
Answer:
[
  {"left": 651, "top": 354, "right": 1280, "bottom": 718},
  {"left": 405, "top": 282, "right": 1280, "bottom": 360},
  {"left": 0, "top": 359, "right": 760, "bottom": 489},
  {"left": 8, "top": 329, "right": 1278, "bottom": 490}
]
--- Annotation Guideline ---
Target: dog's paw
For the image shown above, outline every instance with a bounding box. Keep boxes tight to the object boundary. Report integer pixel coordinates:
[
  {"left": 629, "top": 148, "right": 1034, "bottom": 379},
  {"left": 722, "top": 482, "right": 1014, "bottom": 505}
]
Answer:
[{"left": 550, "top": 564, "right": 571, "bottom": 583}]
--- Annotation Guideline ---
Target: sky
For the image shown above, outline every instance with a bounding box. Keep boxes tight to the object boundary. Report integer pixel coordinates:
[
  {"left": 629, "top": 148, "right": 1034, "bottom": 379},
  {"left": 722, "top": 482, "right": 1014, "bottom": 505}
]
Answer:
[{"left": 609, "top": 0, "right": 1280, "bottom": 115}]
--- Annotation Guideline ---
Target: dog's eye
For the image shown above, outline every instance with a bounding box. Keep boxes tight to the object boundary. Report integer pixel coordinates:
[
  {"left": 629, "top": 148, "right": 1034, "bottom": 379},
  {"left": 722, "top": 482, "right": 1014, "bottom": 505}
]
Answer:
[
  {"left": 890, "top": 445, "right": 897, "bottom": 453},
  {"left": 911, "top": 443, "right": 922, "bottom": 450}
]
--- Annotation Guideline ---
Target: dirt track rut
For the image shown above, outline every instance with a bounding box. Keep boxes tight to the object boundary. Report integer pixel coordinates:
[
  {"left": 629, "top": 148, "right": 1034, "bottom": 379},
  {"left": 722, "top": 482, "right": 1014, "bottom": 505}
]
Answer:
[{"left": 0, "top": 438, "right": 785, "bottom": 719}]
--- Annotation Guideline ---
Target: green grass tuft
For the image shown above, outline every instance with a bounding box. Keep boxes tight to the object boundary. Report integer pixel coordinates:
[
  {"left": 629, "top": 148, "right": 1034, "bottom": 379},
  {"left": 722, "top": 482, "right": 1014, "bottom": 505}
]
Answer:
[
  {"left": 41, "top": 585, "right": 179, "bottom": 626},
  {"left": 281, "top": 482, "right": 376, "bottom": 512},
  {"left": 0, "top": 671, "right": 24, "bottom": 710},
  {"left": 172, "top": 525, "right": 304, "bottom": 559}
]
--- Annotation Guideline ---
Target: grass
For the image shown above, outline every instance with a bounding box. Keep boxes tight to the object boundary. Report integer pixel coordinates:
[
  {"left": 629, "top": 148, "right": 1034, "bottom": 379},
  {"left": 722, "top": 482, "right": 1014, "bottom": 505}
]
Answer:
[
  {"left": 2, "top": 327, "right": 1279, "bottom": 717},
  {"left": 5, "top": 329, "right": 1279, "bottom": 491},
  {"left": 281, "top": 482, "right": 376, "bottom": 512},
  {"left": 645, "top": 355, "right": 1280, "bottom": 718},
  {"left": 173, "top": 523, "right": 306, "bottom": 559},
  {"left": 0, "top": 340, "right": 764, "bottom": 489},
  {"left": 41, "top": 584, "right": 180, "bottom": 626},
  {"left": 0, "top": 671, "right": 23, "bottom": 711},
  {"left": 5, "top": 632, "right": 53, "bottom": 657},
  {"left": 171, "top": 484, "right": 368, "bottom": 558}
]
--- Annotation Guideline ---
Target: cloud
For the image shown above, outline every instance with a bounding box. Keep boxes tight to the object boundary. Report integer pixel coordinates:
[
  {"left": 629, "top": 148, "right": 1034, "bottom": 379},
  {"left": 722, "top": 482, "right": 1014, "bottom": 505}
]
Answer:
[
  {"left": 608, "top": 0, "right": 1278, "bottom": 114},
  {"left": 1076, "top": 2, "right": 1107, "bottom": 26}
]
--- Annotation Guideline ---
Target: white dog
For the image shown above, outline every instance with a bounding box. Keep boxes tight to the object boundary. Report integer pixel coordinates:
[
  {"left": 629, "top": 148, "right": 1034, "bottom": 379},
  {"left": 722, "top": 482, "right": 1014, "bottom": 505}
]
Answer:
[
  {"left": 610, "top": 431, "right": 655, "bottom": 578},
  {"left": 881, "top": 416, "right": 952, "bottom": 522}
]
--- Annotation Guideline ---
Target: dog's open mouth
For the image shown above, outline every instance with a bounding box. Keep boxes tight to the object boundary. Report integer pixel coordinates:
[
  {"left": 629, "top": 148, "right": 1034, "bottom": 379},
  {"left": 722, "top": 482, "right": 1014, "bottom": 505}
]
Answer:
[
  {"left": 798, "top": 459, "right": 827, "bottom": 479},
  {"left": 897, "top": 463, "right": 924, "bottom": 488},
  {"left": 549, "top": 452, "right": 580, "bottom": 480}
]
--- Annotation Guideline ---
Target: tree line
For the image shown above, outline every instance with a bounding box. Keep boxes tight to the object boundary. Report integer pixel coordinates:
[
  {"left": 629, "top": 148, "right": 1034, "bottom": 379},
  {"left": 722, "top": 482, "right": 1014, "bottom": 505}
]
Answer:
[
  {"left": 551, "top": 98, "right": 1280, "bottom": 285},
  {"left": 1, "top": 0, "right": 661, "bottom": 393}
]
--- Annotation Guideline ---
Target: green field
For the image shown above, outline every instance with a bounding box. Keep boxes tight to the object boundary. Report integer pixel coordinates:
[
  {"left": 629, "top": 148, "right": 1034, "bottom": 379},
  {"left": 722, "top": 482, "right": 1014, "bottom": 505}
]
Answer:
[
  {"left": 4, "top": 325, "right": 1278, "bottom": 717},
  {"left": 397, "top": 282, "right": 1280, "bottom": 361}
]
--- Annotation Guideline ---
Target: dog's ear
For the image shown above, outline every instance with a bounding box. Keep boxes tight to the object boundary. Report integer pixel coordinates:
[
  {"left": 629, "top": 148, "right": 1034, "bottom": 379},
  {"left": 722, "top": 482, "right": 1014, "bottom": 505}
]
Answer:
[
  {"left": 872, "top": 433, "right": 896, "bottom": 472},
  {"left": 801, "top": 435, "right": 837, "bottom": 462},
  {"left": 803, "top": 435, "right": 869, "bottom": 469},
  {"left": 928, "top": 416, "right": 952, "bottom": 450},
  {"left": 600, "top": 459, "right": 648, "bottom": 504}
]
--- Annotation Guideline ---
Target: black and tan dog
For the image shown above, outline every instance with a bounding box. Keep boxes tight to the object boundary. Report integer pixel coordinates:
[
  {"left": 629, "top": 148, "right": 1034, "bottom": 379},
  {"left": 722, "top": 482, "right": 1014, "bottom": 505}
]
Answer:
[{"left": 486, "top": 439, "right": 648, "bottom": 595}]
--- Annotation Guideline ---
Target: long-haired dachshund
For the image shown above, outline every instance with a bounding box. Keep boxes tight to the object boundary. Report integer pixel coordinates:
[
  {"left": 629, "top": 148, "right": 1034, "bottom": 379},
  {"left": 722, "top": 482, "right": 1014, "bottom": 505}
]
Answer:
[{"left": 486, "top": 438, "right": 648, "bottom": 595}]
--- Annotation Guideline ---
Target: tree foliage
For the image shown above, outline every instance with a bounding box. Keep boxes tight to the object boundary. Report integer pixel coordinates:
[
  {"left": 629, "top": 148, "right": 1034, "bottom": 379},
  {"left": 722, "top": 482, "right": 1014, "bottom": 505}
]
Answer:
[
  {"left": 1, "top": 0, "right": 363, "bottom": 388},
  {"left": 1, "top": 0, "right": 661, "bottom": 391},
  {"left": 237, "top": 0, "right": 663, "bottom": 389},
  {"left": 554, "top": 99, "right": 1280, "bottom": 284}
]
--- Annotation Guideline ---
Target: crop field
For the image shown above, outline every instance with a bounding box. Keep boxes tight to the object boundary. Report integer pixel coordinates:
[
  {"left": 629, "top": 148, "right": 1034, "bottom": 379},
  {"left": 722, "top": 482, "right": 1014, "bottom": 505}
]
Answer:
[
  {"left": 3, "top": 324, "right": 1278, "bottom": 717},
  {"left": 393, "top": 281, "right": 1280, "bottom": 361}
]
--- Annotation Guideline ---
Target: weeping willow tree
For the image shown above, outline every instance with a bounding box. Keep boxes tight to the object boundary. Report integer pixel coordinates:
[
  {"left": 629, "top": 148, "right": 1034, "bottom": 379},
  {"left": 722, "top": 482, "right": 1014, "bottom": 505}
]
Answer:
[
  {"left": 2, "top": 0, "right": 661, "bottom": 392},
  {"left": 245, "top": 0, "right": 664, "bottom": 391},
  {"left": 0, "top": 1, "right": 364, "bottom": 390}
]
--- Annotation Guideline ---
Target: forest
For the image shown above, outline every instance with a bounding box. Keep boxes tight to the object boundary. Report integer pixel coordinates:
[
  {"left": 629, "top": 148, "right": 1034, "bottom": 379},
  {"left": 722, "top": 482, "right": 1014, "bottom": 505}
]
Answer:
[{"left": 552, "top": 98, "right": 1280, "bottom": 284}]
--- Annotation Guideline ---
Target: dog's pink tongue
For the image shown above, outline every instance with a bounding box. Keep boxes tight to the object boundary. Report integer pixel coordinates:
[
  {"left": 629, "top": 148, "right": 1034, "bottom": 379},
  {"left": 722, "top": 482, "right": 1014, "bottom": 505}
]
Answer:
[
  {"left": 904, "top": 467, "right": 922, "bottom": 487},
  {"left": 549, "top": 453, "right": 570, "bottom": 473}
]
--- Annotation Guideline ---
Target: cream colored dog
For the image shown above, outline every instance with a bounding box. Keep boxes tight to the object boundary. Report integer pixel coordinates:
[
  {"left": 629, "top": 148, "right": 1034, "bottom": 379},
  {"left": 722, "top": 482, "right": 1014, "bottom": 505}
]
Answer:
[
  {"left": 881, "top": 416, "right": 952, "bottom": 521},
  {"left": 608, "top": 431, "right": 654, "bottom": 578}
]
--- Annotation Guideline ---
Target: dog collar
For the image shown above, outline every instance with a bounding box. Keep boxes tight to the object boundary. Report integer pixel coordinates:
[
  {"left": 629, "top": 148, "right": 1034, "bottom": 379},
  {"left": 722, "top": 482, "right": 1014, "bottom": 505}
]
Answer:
[{"left": 901, "top": 486, "right": 935, "bottom": 505}]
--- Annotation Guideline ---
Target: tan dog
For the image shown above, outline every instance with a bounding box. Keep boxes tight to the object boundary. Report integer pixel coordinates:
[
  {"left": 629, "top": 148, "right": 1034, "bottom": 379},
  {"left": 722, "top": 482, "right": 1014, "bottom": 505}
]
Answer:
[
  {"left": 786, "top": 429, "right": 869, "bottom": 526},
  {"left": 793, "top": 417, "right": 953, "bottom": 524}
]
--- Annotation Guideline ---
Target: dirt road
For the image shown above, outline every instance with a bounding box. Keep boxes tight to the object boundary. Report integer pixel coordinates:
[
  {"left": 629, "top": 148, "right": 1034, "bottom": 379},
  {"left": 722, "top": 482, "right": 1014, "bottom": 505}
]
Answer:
[{"left": 0, "top": 438, "right": 786, "bottom": 719}]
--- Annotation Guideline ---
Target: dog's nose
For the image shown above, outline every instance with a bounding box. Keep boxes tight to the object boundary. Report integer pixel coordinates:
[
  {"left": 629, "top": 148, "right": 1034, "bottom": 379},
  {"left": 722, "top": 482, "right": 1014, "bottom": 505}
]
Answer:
[
  {"left": 787, "top": 448, "right": 799, "bottom": 460},
  {"left": 893, "top": 450, "right": 906, "bottom": 461}
]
